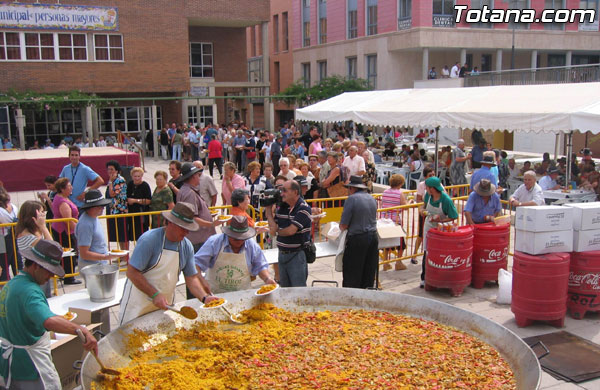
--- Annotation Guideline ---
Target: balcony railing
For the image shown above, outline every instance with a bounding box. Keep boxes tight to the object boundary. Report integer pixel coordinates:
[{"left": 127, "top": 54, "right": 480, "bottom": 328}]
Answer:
[{"left": 464, "top": 64, "right": 600, "bottom": 87}]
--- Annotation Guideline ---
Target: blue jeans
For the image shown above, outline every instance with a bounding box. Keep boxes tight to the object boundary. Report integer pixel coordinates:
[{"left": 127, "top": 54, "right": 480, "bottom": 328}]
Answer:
[
  {"left": 278, "top": 249, "right": 308, "bottom": 287},
  {"left": 172, "top": 144, "right": 182, "bottom": 161}
]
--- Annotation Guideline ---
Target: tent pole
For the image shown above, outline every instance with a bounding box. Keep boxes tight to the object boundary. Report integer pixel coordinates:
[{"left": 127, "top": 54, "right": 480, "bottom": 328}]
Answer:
[
  {"left": 434, "top": 127, "right": 439, "bottom": 177},
  {"left": 554, "top": 133, "right": 560, "bottom": 161},
  {"left": 566, "top": 131, "right": 573, "bottom": 187}
]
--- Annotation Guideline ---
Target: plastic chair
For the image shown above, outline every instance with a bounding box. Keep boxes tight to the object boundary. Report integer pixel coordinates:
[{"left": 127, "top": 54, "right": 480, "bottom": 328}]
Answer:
[
  {"left": 438, "top": 167, "right": 448, "bottom": 185},
  {"left": 409, "top": 170, "right": 423, "bottom": 190}
]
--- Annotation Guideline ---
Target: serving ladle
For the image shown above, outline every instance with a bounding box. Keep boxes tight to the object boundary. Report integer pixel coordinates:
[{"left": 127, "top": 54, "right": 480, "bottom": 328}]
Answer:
[{"left": 76, "top": 329, "right": 121, "bottom": 376}]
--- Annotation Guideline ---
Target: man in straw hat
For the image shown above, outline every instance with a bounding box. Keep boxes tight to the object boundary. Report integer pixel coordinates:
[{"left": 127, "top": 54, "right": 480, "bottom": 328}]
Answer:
[
  {"left": 0, "top": 239, "right": 97, "bottom": 390},
  {"left": 469, "top": 150, "right": 498, "bottom": 190},
  {"left": 194, "top": 215, "right": 276, "bottom": 294},
  {"left": 464, "top": 179, "right": 502, "bottom": 225},
  {"left": 118, "top": 202, "right": 220, "bottom": 325},
  {"left": 339, "top": 175, "right": 378, "bottom": 289}
]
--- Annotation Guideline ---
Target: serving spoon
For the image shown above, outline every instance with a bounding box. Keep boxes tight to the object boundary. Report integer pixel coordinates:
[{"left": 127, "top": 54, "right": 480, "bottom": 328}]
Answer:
[{"left": 76, "top": 329, "right": 121, "bottom": 376}]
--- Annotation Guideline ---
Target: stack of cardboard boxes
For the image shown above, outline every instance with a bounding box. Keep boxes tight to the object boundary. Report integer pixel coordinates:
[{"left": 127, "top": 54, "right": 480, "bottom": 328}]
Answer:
[
  {"left": 515, "top": 206, "right": 573, "bottom": 255},
  {"left": 565, "top": 202, "right": 600, "bottom": 251}
]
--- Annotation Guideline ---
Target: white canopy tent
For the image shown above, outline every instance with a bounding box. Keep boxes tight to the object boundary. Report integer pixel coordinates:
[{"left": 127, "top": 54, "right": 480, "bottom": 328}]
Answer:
[{"left": 296, "top": 82, "right": 600, "bottom": 181}]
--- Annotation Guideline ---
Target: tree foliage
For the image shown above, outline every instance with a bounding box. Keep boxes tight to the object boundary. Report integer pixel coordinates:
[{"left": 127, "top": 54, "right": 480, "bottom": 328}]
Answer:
[
  {"left": 275, "top": 75, "right": 371, "bottom": 107},
  {"left": 0, "top": 89, "right": 113, "bottom": 112}
]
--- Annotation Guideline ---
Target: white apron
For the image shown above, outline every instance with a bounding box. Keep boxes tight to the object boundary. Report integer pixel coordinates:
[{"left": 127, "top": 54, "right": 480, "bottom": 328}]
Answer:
[
  {"left": 118, "top": 233, "right": 180, "bottom": 326},
  {"left": 423, "top": 197, "right": 445, "bottom": 248},
  {"left": 0, "top": 332, "right": 61, "bottom": 390},
  {"left": 205, "top": 239, "right": 251, "bottom": 294}
]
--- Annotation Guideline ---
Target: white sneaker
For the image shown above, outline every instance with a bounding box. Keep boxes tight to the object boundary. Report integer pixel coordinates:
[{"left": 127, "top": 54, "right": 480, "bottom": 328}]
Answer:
[{"left": 420, "top": 280, "right": 425, "bottom": 288}]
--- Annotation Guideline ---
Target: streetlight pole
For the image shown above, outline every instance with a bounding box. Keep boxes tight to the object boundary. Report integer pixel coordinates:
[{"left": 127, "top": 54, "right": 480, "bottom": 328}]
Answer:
[{"left": 503, "top": 0, "right": 516, "bottom": 69}]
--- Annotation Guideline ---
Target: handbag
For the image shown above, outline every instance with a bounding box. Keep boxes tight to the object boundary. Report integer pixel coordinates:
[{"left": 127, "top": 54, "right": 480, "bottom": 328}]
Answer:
[
  {"left": 303, "top": 241, "right": 317, "bottom": 264},
  {"left": 327, "top": 181, "right": 347, "bottom": 198}
]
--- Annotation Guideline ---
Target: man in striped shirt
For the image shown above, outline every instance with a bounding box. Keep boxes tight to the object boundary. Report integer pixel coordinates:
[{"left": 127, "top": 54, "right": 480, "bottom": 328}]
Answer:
[{"left": 265, "top": 180, "right": 312, "bottom": 287}]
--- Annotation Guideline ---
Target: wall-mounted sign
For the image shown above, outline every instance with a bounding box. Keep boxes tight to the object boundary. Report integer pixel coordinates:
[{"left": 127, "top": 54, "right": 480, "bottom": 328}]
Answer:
[
  {"left": 0, "top": 3, "right": 118, "bottom": 31},
  {"left": 190, "top": 86, "right": 209, "bottom": 97},
  {"left": 398, "top": 18, "right": 412, "bottom": 30},
  {"left": 432, "top": 14, "right": 455, "bottom": 27}
]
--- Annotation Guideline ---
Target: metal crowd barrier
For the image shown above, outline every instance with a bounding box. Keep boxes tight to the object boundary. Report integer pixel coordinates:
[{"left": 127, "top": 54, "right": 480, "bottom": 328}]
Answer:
[{"left": 1, "top": 184, "right": 489, "bottom": 295}]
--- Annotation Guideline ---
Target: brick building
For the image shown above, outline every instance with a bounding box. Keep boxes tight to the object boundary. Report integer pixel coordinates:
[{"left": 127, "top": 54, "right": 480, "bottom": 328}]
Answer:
[
  {"left": 0, "top": 0, "right": 269, "bottom": 148},
  {"left": 246, "top": 0, "right": 295, "bottom": 130}
]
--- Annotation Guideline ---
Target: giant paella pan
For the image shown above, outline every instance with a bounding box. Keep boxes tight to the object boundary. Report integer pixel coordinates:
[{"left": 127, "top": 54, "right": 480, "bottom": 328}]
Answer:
[{"left": 80, "top": 288, "right": 540, "bottom": 389}]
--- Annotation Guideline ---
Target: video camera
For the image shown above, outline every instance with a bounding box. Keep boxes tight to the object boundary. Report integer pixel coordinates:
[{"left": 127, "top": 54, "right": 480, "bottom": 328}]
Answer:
[{"left": 259, "top": 188, "right": 282, "bottom": 207}]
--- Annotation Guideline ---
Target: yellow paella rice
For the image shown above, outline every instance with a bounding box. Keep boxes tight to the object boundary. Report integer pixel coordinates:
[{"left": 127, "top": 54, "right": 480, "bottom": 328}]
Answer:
[
  {"left": 94, "top": 304, "right": 515, "bottom": 390},
  {"left": 203, "top": 298, "right": 226, "bottom": 308},
  {"left": 256, "top": 284, "right": 277, "bottom": 295}
]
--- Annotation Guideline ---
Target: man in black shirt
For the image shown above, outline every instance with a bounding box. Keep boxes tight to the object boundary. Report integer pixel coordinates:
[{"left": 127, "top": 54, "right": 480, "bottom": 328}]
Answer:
[{"left": 265, "top": 180, "right": 312, "bottom": 287}]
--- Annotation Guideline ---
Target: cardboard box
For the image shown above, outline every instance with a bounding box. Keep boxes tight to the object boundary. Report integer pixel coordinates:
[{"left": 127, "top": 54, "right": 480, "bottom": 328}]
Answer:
[
  {"left": 377, "top": 223, "right": 406, "bottom": 249},
  {"left": 573, "top": 229, "right": 600, "bottom": 252},
  {"left": 563, "top": 202, "right": 600, "bottom": 231},
  {"left": 50, "top": 323, "right": 101, "bottom": 390},
  {"left": 515, "top": 229, "right": 573, "bottom": 255},
  {"left": 515, "top": 206, "right": 573, "bottom": 232}
]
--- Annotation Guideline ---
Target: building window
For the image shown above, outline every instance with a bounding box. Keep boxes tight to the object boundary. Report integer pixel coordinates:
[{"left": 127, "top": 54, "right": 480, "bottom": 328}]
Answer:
[
  {"left": 190, "top": 42, "right": 214, "bottom": 78},
  {"left": 544, "top": 0, "right": 565, "bottom": 30},
  {"left": 282, "top": 12, "right": 289, "bottom": 50},
  {"left": 481, "top": 54, "right": 492, "bottom": 72},
  {"left": 508, "top": 0, "right": 529, "bottom": 30},
  {"left": 548, "top": 54, "right": 566, "bottom": 67},
  {"left": 433, "top": 0, "right": 454, "bottom": 15},
  {"left": 318, "top": 60, "right": 327, "bottom": 81},
  {"left": 187, "top": 106, "right": 213, "bottom": 128},
  {"left": 25, "top": 33, "right": 54, "bottom": 60},
  {"left": 398, "top": 0, "right": 412, "bottom": 30},
  {"left": 274, "top": 61, "right": 281, "bottom": 93},
  {"left": 303, "top": 22, "right": 311, "bottom": 47},
  {"left": 302, "top": 62, "right": 311, "bottom": 88},
  {"left": 470, "top": 0, "right": 493, "bottom": 28},
  {"left": 579, "top": 0, "right": 599, "bottom": 31},
  {"left": 366, "top": 54, "right": 377, "bottom": 89},
  {"left": 99, "top": 106, "right": 158, "bottom": 132},
  {"left": 318, "top": 0, "right": 327, "bottom": 44},
  {"left": 303, "top": 0, "right": 311, "bottom": 47},
  {"left": 94, "top": 34, "right": 123, "bottom": 61},
  {"left": 319, "top": 18, "right": 328, "bottom": 44},
  {"left": 348, "top": 0, "right": 358, "bottom": 38},
  {"left": 273, "top": 14, "right": 279, "bottom": 53},
  {"left": 0, "top": 32, "right": 88, "bottom": 62},
  {"left": 432, "top": 0, "right": 455, "bottom": 27},
  {"left": 24, "top": 108, "right": 82, "bottom": 141},
  {"left": 143, "top": 106, "right": 163, "bottom": 130},
  {"left": 347, "top": 56, "right": 357, "bottom": 79},
  {"left": 367, "top": 0, "right": 378, "bottom": 35},
  {"left": 58, "top": 34, "right": 87, "bottom": 61},
  {"left": 0, "top": 32, "right": 20, "bottom": 60}
]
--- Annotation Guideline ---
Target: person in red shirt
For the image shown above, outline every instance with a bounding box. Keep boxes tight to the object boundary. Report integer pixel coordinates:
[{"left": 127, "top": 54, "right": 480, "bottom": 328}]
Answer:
[{"left": 207, "top": 134, "right": 223, "bottom": 179}]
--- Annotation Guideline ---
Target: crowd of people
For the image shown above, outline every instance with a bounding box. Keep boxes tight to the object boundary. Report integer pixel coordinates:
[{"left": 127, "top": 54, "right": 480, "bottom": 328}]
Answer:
[{"left": 3, "top": 117, "right": 600, "bottom": 386}]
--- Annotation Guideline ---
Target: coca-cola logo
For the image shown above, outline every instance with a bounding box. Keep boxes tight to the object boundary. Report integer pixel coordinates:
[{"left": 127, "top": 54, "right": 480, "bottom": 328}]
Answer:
[
  {"left": 569, "top": 272, "right": 600, "bottom": 290},
  {"left": 427, "top": 254, "right": 471, "bottom": 269},
  {"left": 480, "top": 248, "right": 508, "bottom": 264}
]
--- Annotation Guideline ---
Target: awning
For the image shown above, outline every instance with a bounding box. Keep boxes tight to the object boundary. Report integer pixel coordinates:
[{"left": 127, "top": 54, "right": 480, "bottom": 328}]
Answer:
[{"left": 295, "top": 82, "right": 600, "bottom": 134}]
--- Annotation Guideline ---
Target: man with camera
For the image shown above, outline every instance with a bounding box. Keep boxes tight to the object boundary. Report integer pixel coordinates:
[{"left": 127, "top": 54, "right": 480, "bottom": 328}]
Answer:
[{"left": 265, "top": 180, "right": 312, "bottom": 287}]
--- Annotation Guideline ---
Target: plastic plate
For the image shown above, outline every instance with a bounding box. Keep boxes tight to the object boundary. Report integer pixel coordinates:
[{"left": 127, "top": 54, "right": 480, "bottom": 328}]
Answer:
[
  {"left": 201, "top": 298, "right": 228, "bottom": 309},
  {"left": 63, "top": 311, "right": 77, "bottom": 322},
  {"left": 109, "top": 249, "right": 129, "bottom": 257},
  {"left": 255, "top": 284, "right": 280, "bottom": 296}
]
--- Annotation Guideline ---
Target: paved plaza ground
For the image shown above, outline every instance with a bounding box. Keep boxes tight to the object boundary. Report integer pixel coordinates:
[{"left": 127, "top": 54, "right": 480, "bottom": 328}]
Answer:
[{"left": 9, "top": 155, "right": 600, "bottom": 389}]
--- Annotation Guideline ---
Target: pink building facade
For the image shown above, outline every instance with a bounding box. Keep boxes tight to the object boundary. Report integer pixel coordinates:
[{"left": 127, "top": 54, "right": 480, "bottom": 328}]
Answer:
[{"left": 292, "top": 0, "right": 600, "bottom": 89}]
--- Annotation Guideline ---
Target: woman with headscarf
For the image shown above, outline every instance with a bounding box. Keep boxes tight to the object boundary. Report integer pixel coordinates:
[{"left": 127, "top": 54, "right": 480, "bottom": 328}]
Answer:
[{"left": 419, "top": 177, "right": 458, "bottom": 288}]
